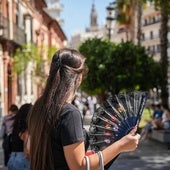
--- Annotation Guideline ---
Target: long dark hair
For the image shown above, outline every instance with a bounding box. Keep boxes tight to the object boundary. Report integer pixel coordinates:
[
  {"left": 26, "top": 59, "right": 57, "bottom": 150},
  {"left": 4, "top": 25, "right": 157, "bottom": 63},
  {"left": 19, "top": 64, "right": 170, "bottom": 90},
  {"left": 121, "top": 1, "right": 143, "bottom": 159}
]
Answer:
[
  {"left": 28, "top": 48, "right": 87, "bottom": 170},
  {"left": 13, "top": 103, "right": 32, "bottom": 134}
]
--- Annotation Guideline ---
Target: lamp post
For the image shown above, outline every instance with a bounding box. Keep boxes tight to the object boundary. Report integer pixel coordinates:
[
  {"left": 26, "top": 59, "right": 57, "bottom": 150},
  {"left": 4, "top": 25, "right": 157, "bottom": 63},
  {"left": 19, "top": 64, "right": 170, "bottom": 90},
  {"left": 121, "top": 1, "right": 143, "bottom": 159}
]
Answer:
[{"left": 106, "top": 2, "right": 116, "bottom": 40}]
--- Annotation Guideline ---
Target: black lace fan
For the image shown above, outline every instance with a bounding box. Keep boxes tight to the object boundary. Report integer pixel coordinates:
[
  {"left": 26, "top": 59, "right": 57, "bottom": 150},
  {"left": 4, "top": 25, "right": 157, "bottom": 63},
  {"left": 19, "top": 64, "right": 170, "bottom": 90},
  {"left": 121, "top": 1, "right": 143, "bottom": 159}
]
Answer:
[{"left": 89, "top": 91, "right": 148, "bottom": 152}]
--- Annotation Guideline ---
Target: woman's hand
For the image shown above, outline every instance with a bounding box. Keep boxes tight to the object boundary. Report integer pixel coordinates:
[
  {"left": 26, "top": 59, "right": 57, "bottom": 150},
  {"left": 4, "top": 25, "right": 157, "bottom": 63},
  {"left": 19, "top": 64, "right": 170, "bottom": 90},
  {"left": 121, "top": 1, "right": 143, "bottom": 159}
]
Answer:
[{"left": 117, "top": 126, "right": 140, "bottom": 153}]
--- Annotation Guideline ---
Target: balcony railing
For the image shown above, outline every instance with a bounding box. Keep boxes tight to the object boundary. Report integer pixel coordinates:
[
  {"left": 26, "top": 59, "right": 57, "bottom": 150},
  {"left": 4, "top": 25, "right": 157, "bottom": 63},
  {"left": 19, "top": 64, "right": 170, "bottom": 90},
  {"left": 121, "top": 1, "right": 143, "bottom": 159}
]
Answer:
[{"left": 1, "top": 14, "right": 25, "bottom": 46}]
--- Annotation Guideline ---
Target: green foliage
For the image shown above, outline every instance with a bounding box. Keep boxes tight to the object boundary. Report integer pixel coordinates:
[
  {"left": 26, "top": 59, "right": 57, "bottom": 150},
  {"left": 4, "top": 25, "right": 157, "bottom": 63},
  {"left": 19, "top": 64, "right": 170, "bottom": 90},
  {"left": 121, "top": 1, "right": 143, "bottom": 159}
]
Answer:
[
  {"left": 79, "top": 38, "right": 116, "bottom": 95},
  {"left": 108, "top": 42, "right": 162, "bottom": 93},
  {"left": 117, "top": 0, "right": 132, "bottom": 25},
  {"left": 47, "top": 45, "right": 58, "bottom": 61},
  {"left": 13, "top": 43, "right": 39, "bottom": 73},
  {"left": 79, "top": 38, "right": 162, "bottom": 96},
  {"left": 14, "top": 43, "right": 58, "bottom": 81}
]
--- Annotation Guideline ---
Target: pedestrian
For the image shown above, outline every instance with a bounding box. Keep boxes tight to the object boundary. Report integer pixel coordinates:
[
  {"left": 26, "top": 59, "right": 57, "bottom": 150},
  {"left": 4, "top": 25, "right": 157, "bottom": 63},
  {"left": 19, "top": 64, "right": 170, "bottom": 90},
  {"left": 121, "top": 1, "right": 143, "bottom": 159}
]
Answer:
[
  {"left": 1, "top": 104, "right": 18, "bottom": 166},
  {"left": 27, "top": 48, "right": 140, "bottom": 170},
  {"left": 7, "top": 103, "right": 32, "bottom": 170}
]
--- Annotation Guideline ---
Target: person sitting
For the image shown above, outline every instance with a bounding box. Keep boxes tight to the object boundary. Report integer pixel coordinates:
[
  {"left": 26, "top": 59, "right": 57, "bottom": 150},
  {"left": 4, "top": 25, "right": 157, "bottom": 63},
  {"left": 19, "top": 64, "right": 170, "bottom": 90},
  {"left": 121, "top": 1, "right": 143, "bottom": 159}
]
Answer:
[{"left": 140, "top": 103, "right": 163, "bottom": 141}]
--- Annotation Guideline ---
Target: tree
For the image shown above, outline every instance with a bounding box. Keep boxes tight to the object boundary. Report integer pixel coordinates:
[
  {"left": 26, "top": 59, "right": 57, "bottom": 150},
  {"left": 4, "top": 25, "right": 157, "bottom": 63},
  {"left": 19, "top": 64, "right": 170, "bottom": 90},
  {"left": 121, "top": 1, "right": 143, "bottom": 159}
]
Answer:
[
  {"left": 150, "top": 0, "right": 170, "bottom": 105},
  {"left": 116, "top": 0, "right": 135, "bottom": 41},
  {"left": 107, "top": 42, "right": 162, "bottom": 94},
  {"left": 79, "top": 38, "right": 115, "bottom": 100},
  {"left": 79, "top": 38, "right": 162, "bottom": 101},
  {"left": 116, "top": 0, "right": 146, "bottom": 45}
]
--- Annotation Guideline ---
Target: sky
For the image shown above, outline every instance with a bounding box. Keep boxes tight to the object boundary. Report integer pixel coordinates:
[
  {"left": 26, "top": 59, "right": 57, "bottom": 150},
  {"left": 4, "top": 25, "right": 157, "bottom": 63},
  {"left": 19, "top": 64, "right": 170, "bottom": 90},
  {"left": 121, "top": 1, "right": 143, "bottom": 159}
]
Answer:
[{"left": 59, "top": 0, "right": 113, "bottom": 40}]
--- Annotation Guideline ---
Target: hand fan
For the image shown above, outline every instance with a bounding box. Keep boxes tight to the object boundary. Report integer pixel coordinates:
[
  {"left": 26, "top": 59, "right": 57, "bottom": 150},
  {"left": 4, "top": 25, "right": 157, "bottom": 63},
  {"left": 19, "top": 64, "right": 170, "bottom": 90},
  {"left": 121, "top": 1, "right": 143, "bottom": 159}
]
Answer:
[{"left": 89, "top": 91, "right": 148, "bottom": 152}]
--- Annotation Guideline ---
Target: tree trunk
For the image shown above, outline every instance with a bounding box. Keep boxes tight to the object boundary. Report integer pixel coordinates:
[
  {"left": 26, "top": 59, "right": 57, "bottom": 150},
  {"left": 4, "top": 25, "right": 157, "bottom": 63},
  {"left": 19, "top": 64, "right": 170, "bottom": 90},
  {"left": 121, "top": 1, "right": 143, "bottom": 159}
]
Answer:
[
  {"left": 137, "top": 0, "right": 143, "bottom": 46},
  {"left": 160, "top": 8, "right": 169, "bottom": 105},
  {"left": 129, "top": 0, "right": 136, "bottom": 43}
]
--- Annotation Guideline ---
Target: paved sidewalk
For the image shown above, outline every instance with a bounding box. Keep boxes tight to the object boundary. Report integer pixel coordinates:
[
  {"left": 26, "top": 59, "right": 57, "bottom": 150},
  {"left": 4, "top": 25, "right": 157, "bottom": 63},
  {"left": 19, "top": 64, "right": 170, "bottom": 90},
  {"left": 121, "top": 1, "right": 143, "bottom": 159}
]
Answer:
[
  {"left": 109, "top": 139, "right": 170, "bottom": 170},
  {"left": 0, "top": 140, "right": 6, "bottom": 170}
]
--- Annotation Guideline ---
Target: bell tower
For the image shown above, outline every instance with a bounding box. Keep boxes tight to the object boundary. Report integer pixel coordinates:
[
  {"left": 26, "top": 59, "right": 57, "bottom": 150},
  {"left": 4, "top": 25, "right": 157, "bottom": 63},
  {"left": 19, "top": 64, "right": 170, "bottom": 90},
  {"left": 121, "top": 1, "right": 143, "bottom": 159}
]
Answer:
[{"left": 86, "top": 0, "right": 99, "bottom": 32}]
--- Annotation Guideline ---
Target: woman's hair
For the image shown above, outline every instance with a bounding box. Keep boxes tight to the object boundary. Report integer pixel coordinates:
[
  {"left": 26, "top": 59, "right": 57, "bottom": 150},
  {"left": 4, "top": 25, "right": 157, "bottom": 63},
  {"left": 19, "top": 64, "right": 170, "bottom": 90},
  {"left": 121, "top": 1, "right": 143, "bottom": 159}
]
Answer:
[
  {"left": 13, "top": 103, "right": 32, "bottom": 134},
  {"left": 28, "top": 48, "right": 87, "bottom": 170},
  {"left": 7, "top": 104, "right": 19, "bottom": 121},
  {"left": 9, "top": 104, "right": 18, "bottom": 113}
]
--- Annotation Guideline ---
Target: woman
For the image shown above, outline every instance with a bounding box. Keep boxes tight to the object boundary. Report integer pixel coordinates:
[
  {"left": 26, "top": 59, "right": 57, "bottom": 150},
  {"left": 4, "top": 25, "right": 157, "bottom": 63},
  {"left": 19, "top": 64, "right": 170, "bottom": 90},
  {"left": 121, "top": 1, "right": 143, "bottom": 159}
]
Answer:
[
  {"left": 28, "top": 48, "right": 140, "bottom": 170},
  {"left": 7, "top": 103, "right": 32, "bottom": 170}
]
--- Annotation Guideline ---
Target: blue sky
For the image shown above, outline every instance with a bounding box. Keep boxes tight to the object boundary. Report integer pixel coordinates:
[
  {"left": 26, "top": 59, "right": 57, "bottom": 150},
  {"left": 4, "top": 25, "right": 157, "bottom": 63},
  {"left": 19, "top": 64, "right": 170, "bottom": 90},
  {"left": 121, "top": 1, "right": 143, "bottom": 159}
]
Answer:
[{"left": 60, "top": 0, "right": 113, "bottom": 40}]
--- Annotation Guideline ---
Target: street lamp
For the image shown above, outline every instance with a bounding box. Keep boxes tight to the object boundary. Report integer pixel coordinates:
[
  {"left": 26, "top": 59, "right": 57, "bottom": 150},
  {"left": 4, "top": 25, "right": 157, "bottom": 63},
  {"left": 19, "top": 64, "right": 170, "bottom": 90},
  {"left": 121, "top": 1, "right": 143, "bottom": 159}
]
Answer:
[{"left": 106, "top": 2, "right": 116, "bottom": 40}]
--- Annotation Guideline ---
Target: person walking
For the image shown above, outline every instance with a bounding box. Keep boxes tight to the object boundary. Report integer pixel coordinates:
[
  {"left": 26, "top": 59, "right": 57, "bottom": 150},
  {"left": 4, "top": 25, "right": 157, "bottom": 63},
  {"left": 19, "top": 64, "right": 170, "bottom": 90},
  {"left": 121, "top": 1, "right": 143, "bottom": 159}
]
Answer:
[
  {"left": 1, "top": 104, "right": 18, "bottom": 166},
  {"left": 28, "top": 48, "right": 140, "bottom": 170},
  {"left": 7, "top": 103, "right": 32, "bottom": 170}
]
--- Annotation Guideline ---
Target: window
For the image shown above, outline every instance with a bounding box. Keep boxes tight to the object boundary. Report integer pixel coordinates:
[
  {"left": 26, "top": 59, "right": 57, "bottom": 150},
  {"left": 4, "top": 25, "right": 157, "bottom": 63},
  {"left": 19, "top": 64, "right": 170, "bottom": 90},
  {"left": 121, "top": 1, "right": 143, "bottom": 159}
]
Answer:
[
  {"left": 144, "top": 19, "right": 147, "bottom": 25},
  {"left": 157, "top": 44, "right": 160, "bottom": 53},
  {"left": 150, "top": 31, "right": 153, "bottom": 39},
  {"left": 141, "top": 33, "right": 145, "bottom": 41}
]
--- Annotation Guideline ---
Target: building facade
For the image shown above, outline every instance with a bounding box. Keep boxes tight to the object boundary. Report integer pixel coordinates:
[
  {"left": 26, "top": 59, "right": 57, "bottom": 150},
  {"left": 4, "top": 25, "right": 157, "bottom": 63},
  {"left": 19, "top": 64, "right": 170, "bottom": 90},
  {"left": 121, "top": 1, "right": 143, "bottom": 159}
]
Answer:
[
  {"left": 0, "top": 0, "right": 67, "bottom": 116},
  {"left": 109, "top": 1, "right": 170, "bottom": 102}
]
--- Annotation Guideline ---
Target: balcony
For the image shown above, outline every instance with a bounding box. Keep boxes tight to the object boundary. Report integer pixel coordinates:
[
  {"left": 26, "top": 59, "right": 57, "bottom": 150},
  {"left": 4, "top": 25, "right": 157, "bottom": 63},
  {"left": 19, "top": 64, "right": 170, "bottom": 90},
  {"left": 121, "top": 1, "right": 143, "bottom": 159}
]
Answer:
[{"left": 0, "top": 14, "right": 25, "bottom": 46}]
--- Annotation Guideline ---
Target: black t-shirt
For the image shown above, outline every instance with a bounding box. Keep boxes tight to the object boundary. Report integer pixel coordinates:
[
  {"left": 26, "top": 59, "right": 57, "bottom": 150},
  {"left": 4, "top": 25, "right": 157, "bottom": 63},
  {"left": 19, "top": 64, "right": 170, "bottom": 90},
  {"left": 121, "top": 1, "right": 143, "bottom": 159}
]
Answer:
[
  {"left": 52, "top": 103, "right": 89, "bottom": 170},
  {"left": 11, "top": 129, "right": 23, "bottom": 152}
]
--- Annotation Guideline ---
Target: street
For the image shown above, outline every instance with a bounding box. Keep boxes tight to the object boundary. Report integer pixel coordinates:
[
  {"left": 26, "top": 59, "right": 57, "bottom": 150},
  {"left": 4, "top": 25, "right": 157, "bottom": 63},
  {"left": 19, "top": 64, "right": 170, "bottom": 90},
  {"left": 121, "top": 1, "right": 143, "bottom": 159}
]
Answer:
[{"left": 109, "top": 139, "right": 170, "bottom": 170}]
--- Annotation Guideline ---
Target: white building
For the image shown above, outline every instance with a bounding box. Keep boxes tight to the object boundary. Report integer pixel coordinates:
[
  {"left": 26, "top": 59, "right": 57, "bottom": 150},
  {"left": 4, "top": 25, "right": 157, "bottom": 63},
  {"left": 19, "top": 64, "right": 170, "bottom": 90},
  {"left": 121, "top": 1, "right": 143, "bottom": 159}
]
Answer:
[{"left": 44, "top": 0, "right": 64, "bottom": 26}]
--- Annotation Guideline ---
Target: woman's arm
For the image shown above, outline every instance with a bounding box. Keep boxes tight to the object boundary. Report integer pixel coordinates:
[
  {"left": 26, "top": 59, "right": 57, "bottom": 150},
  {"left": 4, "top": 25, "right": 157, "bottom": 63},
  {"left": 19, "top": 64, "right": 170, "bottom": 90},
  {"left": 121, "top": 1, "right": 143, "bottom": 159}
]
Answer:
[{"left": 64, "top": 128, "right": 140, "bottom": 170}]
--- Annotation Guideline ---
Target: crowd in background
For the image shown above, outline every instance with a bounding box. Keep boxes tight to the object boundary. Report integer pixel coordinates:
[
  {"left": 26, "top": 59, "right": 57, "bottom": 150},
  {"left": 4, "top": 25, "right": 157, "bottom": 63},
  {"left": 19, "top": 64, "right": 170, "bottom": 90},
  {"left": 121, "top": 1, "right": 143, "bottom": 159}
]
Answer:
[
  {"left": 72, "top": 92, "right": 99, "bottom": 118},
  {"left": 141, "top": 102, "right": 170, "bottom": 141}
]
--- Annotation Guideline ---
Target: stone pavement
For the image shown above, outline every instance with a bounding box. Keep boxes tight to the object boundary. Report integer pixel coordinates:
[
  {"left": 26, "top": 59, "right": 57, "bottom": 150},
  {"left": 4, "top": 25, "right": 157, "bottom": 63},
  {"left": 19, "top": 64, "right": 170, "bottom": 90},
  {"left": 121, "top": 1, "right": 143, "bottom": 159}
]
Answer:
[
  {"left": 85, "top": 123, "right": 170, "bottom": 169},
  {"left": 0, "top": 140, "right": 6, "bottom": 170},
  {"left": 108, "top": 139, "right": 170, "bottom": 170}
]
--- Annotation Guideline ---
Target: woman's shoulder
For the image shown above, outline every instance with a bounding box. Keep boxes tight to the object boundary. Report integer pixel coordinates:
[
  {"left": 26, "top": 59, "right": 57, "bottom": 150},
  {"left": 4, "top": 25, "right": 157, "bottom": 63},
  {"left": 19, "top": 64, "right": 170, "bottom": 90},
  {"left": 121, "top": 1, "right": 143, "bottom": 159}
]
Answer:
[
  {"left": 62, "top": 103, "right": 79, "bottom": 113},
  {"left": 60, "top": 103, "right": 81, "bottom": 118}
]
